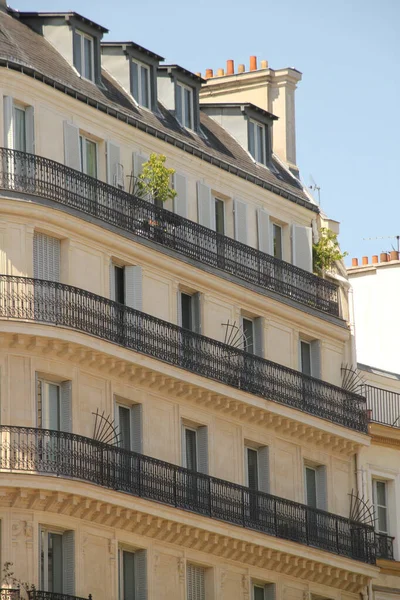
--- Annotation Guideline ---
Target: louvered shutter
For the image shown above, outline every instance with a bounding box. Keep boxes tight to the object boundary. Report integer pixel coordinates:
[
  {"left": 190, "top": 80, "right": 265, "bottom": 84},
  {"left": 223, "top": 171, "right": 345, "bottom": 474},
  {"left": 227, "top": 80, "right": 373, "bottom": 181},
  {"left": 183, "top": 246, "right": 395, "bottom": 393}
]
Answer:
[
  {"left": 187, "top": 564, "right": 205, "bottom": 600},
  {"left": 292, "top": 224, "right": 313, "bottom": 272},
  {"left": 106, "top": 140, "right": 122, "bottom": 188},
  {"left": 60, "top": 380, "right": 72, "bottom": 433},
  {"left": 63, "top": 121, "right": 80, "bottom": 170},
  {"left": 109, "top": 261, "right": 116, "bottom": 301},
  {"left": 131, "top": 403, "right": 143, "bottom": 453},
  {"left": 310, "top": 339, "right": 321, "bottom": 379},
  {"left": 173, "top": 172, "right": 188, "bottom": 217},
  {"left": 36, "top": 374, "right": 42, "bottom": 427},
  {"left": 197, "top": 182, "right": 214, "bottom": 229},
  {"left": 234, "top": 199, "right": 248, "bottom": 244},
  {"left": 197, "top": 426, "right": 208, "bottom": 474},
  {"left": 316, "top": 465, "right": 327, "bottom": 510},
  {"left": 191, "top": 292, "right": 201, "bottom": 334},
  {"left": 33, "top": 232, "right": 60, "bottom": 282},
  {"left": 254, "top": 317, "right": 264, "bottom": 358},
  {"left": 124, "top": 265, "right": 142, "bottom": 311},
  {"left": 133, "top": 152, "right": 148, "bottom": 178},
  {"left": 264, "top": 583, "right": 276, "bottom": 600},
  {"left": 177, "top": 290, "right": 182, "bottom": 326},
  {"left": 3, "top": 96, "right": 13, "bottom": 148},
  {"left": 122, "top": 550, "right": 135, "bottom": 600},
  {"left": 62, "top": 530, "right": 75, "bottom": 595},
  {"left": 257, "top": 208, "right": 271, "bottom": 254},
  {"left": 258, "top": 446, "right": 269, "bottom": 493},
  {"left": 25, "top": 106, "right": 35, "bottom": 154},
  {"left": 134, "top": 549, "right": 148, "bottom": 600},
  {"left": 72, "top": 30, "right": 81, "bottom": 73}
]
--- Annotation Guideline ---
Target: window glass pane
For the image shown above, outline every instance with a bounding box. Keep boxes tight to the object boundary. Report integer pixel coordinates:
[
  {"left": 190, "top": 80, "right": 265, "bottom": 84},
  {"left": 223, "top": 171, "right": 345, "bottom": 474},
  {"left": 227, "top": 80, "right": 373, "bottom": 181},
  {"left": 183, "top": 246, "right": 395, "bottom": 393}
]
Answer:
[
  {"left": 47, "top": 383, "right": 60, "bottom": 431},
  {"left": 257, "top": 124, "right": 265, "bottom": 163},
  {"left": 247, "top": 448, "right": 258, "bottom": 490},
  {"left": 242, "top": 318, "right": 254, "bottom": 354},
  {"left": 248, "top": 121, "right": 255, "bottom": 158},
  {"left": 176, "top": 84, "right": 183, "bottom": 124},
  {"left": 83, "top": 36, "right": 93, "bottom": 80},
  {"left": 378, "top": 506, "right": 388, "bottom": 533},
  {"left": 181, "top": 293, "right": 192, "bottom": 330},
  {"left": 131, "top": 61, "right": 139, "bottom": 101},
  {"left": 305, "top": 467, "right": 317, "bottom": 508},
  {"left": 300, "top": 341, "right": 311, "bottom": 376},
  {"left": 140, "top": 65, "right": 150, "bottom": 108},
  {"left": 85, "top": 139, "right": 97, "bottom": 178},
  {"left": 119, "top": 406, "right": 131, "bottom": 451},
  {"left": 215, "top": 198, "right": 225, "bottom": 235},
  {"left": 184, "top": 87, "right": 192, "bottom": 128},
  {"left": 14, "top": 107, "right": 26, "bottom": 152},
  {"left": 253, "top": 586, "right": 265, "bottom": 600},
  {"left": 114, "top": 266, "right": 125, "bottom": 304},
  {"left": 273, "top": 224, "right": 282, "bottom": 260},
  {"left": 185, "top": 429, "right": 197, "bottom": 471},
  {"left": 376, "top": 481, "right": 386, "bottom": 506},
  {"left": 122, "top": 551, "right": 135, "bottom": 600}
]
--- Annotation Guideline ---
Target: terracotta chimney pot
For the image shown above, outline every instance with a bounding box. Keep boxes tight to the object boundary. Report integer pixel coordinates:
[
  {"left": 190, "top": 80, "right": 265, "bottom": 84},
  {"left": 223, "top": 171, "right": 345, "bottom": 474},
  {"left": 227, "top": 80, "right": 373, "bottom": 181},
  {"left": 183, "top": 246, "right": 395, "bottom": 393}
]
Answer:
[
  {"left": 362, "top": 256, "right": 368, "bottom": 265},
  {"left": 205, "top": 68, "right": 213, "bottom": 79},
  {"left": 351, "top": 258, "right": 359, "bottom": 267},
  {"left": 238, "top": 64, "right": 245, "bottom": 73},
  {"left": 226, "top": 60, "right": 234, "bottom": 75},
  {"left": 380, "top": 252, "right": 388, "bottom": 263},
  {"left": 260, "top": 59, "right": 268, "bottom": 69},
  {"left": 217, "top": 68, "right": 224, "bottom": 77},
  {"left": 390, "top": 250, "right": 399, "bottom": 261},
  {"left": 195, "top": 72, "right": 201, "bottom": 77},
  {"left": 249, "top": 56, "right": 257, "bottom": 71},
  {"left": 372, "top": 255, "right": 378, "bottom": 264}
]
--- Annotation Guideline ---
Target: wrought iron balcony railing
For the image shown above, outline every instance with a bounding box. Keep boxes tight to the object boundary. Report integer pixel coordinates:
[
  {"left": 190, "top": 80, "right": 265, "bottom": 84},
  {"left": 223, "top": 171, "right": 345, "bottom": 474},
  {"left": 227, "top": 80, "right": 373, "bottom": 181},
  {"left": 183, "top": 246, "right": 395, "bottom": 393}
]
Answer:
[
  {"left": 0, "top": 590, "right": 21, "bottom": 600},
  {"left": 0, "top": 275, "right": 367, "bottom": 432},
  {"left": 0, "top": 425, "right": 376, "bottom": 564},
  {"left": 365, "top": 384, "right": 400, "bottom": 428},
  {"left": 27, "top": 593, "right": 92, "bottom": 600},
  {"left": 0, "top": 148, "right": 339, "bottom": 317},
  {"left": 375, "top": 532, "right": 395, "bottom": 560}
]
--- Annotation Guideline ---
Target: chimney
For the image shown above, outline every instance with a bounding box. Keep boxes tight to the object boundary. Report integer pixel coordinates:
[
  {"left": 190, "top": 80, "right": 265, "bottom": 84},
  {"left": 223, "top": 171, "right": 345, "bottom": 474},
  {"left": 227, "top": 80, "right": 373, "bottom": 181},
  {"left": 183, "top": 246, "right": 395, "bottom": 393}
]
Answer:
[
  {"left": 380, "top": 252, "right": 388, "bottom": 263},
  {"left": 195, "top": 72, "right": 201, "bottom": 78},
  {"left": 270, "top": 69, "right": 302, "bottom": 169},
  {"left": 205, "top": 69, "right": 213, "bottom": 79},
  {"left": 372, "top": 255, "right": 378, "bottom": 264},
  {"left": 217, "top": 68, "right": 224, "bottom": 77},
  {"left": 260, "top": 59, "right": 268, "bottom": 69},
  {"left": 390, "top": 250, "right": 399, "bottom": 261},
  {"left": 238, "top": 64, "right": 245, "bottom": 73},
  {"left": 351, "top": 258, "right": 358, "bottom": 267},
  {"left": 249, "top": 56, "right": 257, "bottom": 71},
  {"left": 362, "top": 256, "right": 368, "bottom": 265},
  {"left": 226, "top": 60, "right": 234, "bottom": 75}
]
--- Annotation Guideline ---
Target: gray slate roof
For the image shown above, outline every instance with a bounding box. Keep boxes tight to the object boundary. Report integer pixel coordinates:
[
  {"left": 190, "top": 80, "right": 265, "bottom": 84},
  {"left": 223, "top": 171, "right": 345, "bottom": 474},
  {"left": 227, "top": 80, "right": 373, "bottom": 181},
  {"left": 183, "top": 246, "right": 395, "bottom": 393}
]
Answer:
[{"left": 0, "top": 8, "right": 316, "bottom": 211}]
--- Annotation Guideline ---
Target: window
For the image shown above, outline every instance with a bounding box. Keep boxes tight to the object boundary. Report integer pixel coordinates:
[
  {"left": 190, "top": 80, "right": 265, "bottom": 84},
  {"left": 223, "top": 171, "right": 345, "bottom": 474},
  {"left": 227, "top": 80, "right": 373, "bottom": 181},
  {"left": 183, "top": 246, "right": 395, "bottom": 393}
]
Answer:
[
  {"left": 184, "top": 427, "right": 197, "bottom": 471},
  {"left": 179, "top": 292, "right": 201, "bottom": 333},
  {"left": 187, "top": 564, "right": 205, "bottom": 600},
  {"left": 33, "top": 232, "right": 60, "bottom": 282},
  {"left": 373, "top": 480, "right": 388, "bottom": 533},
  {"left": 40, "top": 528, "right": 74, "bottom": 594},
  {"left": 248, "top": 119, "right": 267, "bottom": 164},
  {"left": 115, "top": 402, "right": 142, "bottom": 453},
  {"left": 246, "top": 447, "right": 258, "bottom": 490},
  {"left": 182, "top": 424, "right": 208, "bottom": 474},
  {"left": 13, "top": 105, "right": 26, "bottom": 152},
  {"left": 3, "top": 97, "right": 34, "bottom": 154},
  {"left": 131, "top": 59, "right": 151, "bottom": 108},
  {"left": 299, "top": 339, "right": 321, "bottom": 379},
  {"left": 272, "top": 223, "right": 283, "bottom": 260},
  {"left": 242, "top": 317, "right": 254, "bottom": 354},
  {"left": 300, "top": 340, "right": 311, "bottom": 376},
  {"left": 214, "top": 198, "right": 225, "bottom": 235},
  {"left": 114, "top": 265, "right": 125, "bottom": 304},
  {"left": 176, "top": 83, "right": 194, "bottom": 129},
  {"left": 79, "top": 135, "right": 97, "bottom": 178},
  {"left": 118, "top": 548, "right": 147, "bottom": 600},
  {"left": 305, "top": 466, "right": 317, "bottom": 508},
  {"left": 252, "top": 583, "right": 276, "bottom": 600},
  {"left": 74, "top": 30, "right": 94, "bottom": 81},
  {"left": 110, "top": 263, "right": 143, "bottom": 310},
  {"left": 37, "top": 378, "right": 72, "bottom": 433},
  {"left": 245, "top": 446, "right": 269, "bottom": 493},
  {"left": 304, "top": 464, "right": 327, "bottom": 510}
]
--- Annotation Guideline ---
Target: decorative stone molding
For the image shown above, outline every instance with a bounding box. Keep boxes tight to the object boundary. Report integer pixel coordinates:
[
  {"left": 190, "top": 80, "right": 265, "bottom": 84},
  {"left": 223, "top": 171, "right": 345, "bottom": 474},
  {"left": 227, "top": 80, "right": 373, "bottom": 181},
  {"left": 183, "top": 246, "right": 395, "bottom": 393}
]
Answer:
[
  {"left": 177, "top": 558, "right": 185, "bottom": 584},
  {"left": 241, "top": 574, "right": 250, "bottom": 600}
]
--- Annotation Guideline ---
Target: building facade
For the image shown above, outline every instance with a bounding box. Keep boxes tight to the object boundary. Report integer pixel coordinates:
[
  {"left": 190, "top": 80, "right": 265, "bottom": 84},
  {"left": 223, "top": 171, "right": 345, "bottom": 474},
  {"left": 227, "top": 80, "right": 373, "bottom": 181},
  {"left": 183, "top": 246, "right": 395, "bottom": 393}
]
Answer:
[{"left": 0, "top": 3, "right": 382, "bottom": 600}]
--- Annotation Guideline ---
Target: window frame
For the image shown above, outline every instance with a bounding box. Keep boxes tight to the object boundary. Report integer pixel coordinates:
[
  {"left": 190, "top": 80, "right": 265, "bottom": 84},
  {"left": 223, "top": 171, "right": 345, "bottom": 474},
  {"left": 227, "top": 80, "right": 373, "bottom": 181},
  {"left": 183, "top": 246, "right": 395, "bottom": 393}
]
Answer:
[
  {"left": 79, "top": 134, "right": 98, "bottom": 178},
  {"left": 176, "top": 81, "right": 194, "bottom": 130},
  {"left": 248, "top": 118, "right": 267, "bottom": 165},
  {"left": 252, "top": 584, "right": 265, "bottom": 600},
  {"left": 372, "top": 478, "right": 389, "bottom": 534},
  {"left": 272, "top": 222, "right": 283, "bottom": 260},
  {"left": 12, "top": 103, "right": 27, "bottom": 152},
  {"left": 75, "top": 29, "right": 95, "bottom": 82},
  {"left": 131, "top": 58, "right": 152, "bottom": 109},
  {"left": 245, "top": 445, "right": 259, "bottom": 490},
  {"left": 300, "top": 339, "right": 312, "bottom": 376},
  {"left": 241, "top": 316, "right": 255, "bottom": 354},
  {"left": 118, "top": 547, "right": 135, "bottom": 600},
  {"left": 40, "top": 527, "right": 65, "bottom": 592},
  {"left": 214, "top": 196, "right": 225, "bottom": 235},
  {"left": 304, "top": 464, "right": 317, "bottom": 508},
  {"left": 182, "top": 425, "right": 198, "bottom": 471},
  {"left": 37, "top": 379, "right": 61, "bottom": 431}
]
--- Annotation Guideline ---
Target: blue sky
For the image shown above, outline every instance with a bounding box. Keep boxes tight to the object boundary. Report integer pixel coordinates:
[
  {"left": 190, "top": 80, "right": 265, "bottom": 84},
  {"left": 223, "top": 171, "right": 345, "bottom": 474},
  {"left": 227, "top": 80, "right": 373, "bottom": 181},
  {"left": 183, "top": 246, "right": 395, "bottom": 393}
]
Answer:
[{"left": 13, "top": 0, "right": 400, "bottom": 263}]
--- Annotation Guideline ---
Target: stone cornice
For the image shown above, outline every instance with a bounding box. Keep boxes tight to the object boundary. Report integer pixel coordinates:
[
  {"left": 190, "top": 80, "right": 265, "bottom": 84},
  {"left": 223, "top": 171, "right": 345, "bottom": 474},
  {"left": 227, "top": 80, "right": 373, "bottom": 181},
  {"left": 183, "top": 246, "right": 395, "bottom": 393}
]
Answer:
[{"left": 370, "top": 422, "right": 400, "bottom": 448}]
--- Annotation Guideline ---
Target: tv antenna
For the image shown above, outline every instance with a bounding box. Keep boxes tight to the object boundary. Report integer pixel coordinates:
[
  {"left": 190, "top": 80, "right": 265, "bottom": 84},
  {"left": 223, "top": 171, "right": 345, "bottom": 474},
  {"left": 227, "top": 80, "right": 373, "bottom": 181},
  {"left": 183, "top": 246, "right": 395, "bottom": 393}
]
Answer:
[
  {"left": 362, "top": 235, "right": 400, "bottom": 253},
  {"left": 309, "top": 174, "right": 321, "bottom": 205}
]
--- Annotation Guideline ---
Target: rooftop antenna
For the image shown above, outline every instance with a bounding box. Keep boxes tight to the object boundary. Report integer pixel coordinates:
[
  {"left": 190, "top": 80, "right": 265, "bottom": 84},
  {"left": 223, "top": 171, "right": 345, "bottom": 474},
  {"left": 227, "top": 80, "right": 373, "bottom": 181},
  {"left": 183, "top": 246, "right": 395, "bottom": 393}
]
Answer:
[
  {"left": 309, "top": 174, "right": 321, "bottom": 205},
  {"left": 362, "top": 235, "right": 400, "bottom": 253}
]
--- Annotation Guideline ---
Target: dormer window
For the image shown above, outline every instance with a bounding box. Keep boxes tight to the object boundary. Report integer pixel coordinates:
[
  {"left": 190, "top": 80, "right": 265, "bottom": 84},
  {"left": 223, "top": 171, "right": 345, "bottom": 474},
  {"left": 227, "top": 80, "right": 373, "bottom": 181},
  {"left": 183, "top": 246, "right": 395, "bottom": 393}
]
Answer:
[
  {"left": 176, "top": 83, "right": 194, "bottom": 129},
  {"left": 74, "top": 30, "right": 95, "bottom": 81},
  {"left": 248, "top": 119, "right": 267, "bottom": 164},
  {"left": 131, "top": 59, "right": 151, "bottom": 108}
]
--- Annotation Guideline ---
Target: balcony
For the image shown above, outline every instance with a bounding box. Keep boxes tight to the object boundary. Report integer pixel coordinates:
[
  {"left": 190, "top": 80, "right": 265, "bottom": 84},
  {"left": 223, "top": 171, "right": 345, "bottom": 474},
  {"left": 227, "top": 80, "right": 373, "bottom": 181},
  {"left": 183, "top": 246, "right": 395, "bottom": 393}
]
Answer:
[
  {"left": 28, "top": 594, "right": 91, "bottom": 600},
  {"left": 0, "top": 425, "right": 376, "bottom": 564},
  {"left": 375, "top": 532, "right": 395, "bottom": 560},
  {"left": 365, "top": 384, "right": 400, "bottom": 428},
  {"left": 0, "top": 275, "right": 367, "bottom": 432},
  {"left": 0, "top": 148, "right": 339, "bottom": 318}
]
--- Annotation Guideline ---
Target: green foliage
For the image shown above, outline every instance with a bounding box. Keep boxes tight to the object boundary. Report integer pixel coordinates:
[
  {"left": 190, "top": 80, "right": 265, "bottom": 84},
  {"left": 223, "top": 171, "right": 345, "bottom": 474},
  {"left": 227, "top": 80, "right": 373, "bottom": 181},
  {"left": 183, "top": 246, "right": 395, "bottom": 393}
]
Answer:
[
  {"left": 1, "top": 561, "right": 33, "bottom": 593},
  {"left": 312, "top": 228, "right": 348, "bottom": 275},
  {"left": 137, "top": 153, "right": 177, "bottom": 205}
]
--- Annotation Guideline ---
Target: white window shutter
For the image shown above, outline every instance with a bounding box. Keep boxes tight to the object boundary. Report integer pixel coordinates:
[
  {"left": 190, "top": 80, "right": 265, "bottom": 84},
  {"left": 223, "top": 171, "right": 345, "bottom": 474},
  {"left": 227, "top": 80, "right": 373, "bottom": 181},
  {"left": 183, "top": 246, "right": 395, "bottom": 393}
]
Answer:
[
  {"left": 25, "top": 106, "right": 35, "bottom": 154},
  {"left": 63, "top": 121, "right": 80, "bottom": 170},
  {"left": 35, "top": 374, "right": 42, "bottom": 427},
  {"left": 258, "top": 446, "right": 269, "bottom": 493},
  {"left": 197, "top": 181, "right": 214, "bottom": 229},
  {"left": 264, "top": 583, "right": 276, "bottom": 600},
  {"left": 133, "top": 152, "right": 148, "bottom": 178},
  {"left": 106, "top": 140, "right": 123, "bottom": 188},
  {"left": 134, "top": 549, "right": 148, "bottom": 600},
  {"left": 257, "top": 208, "right": 272, "bottom": 254},
  {"left": 62, "top": 530, "right": 75, "bottom": 595},
  {"left": 187, "top": 564, "right": 205, "bottom": 600},
  {"left": 254, "top": 317, "right": 264, "bottom": 358},
  {"left": 60, "top": 380, "right": 72, "bottom": 433},
  {"left": 292, "top": 224, "right": 313, "bottom": 272},
  {"left": 33, "top": 232, "right": 60, "bottom": 281},
  {"left": 316, "top": 465, "right": 327, "bottom": 510},
  {"left": 310, "top": 339, "right": 321, "bottom": 379},
  {"left": 191, "top": 292, "right": 201, "bottom": 334},
  {"left": 173, "top": 172, "right": 188, "bottom": 217},
  {"left": 3, "top": 96, "right": 13, "bottom": 148},
  {"left": 131, "top": 403, "right": 143, "bottom": 453},
  {"left": 197, "top": 426, "right": 208, "bottom": 474},
  {"left": 124, "top": 265, "right": 142, "bottom": 311},
  {"left": 234, "top": 198, "right": 248, "bottom": 244},
  {"left": 109, "top": 261, "right": 116, "bottom": 301}
]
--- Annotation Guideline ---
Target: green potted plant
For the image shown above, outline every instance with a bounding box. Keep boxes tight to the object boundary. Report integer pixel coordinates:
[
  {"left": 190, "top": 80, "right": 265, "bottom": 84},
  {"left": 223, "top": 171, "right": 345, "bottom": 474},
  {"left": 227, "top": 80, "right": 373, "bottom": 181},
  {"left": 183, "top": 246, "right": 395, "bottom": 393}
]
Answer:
[{"left": 313, "top": 228, "right": 348, "bottom": 277}]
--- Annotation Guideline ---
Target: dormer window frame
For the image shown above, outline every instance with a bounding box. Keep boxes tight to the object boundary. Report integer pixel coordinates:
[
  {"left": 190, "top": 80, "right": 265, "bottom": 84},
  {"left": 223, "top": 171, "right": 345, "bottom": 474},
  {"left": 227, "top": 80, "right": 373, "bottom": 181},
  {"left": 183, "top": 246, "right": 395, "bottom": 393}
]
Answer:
[
  {"left": 176, "top": 81, "right": 194, "bottom": 130},
  {"left": 74, "top": 29, "right": 95, "bottom": 83},
  {"left": 248, "top": 118, "right": 267, "bottom": 165},
  {"left": 131, "top": 58, "right": 152, "bottom": 109}
]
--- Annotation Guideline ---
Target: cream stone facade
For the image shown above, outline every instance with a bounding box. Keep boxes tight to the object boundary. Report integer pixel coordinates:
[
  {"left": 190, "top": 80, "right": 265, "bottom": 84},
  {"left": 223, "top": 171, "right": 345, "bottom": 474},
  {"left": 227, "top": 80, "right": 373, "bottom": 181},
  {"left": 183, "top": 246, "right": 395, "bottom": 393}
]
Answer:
[{"left": 0, "top": 4, "right": 385, "bottom": 600}]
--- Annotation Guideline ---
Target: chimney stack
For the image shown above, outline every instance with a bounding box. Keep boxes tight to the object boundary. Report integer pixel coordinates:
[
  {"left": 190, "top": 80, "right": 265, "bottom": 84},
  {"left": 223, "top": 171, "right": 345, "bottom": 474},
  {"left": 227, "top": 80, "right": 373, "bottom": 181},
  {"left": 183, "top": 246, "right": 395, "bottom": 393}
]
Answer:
[
  {"left": 205, "top": 69, "right": 213, "bottom": 79},
  {"left": 372, "top": 255, "right": 378, "bottom": 264},
  {"left": 351, "top": 258, "right": 359, "bottom": 267},
  {"left": 226, "top": 60, "right": 234, "bottom": 75},
  {"left": 217, "top": 68, "right": 224, "bottom": 77},
  {"left": 362, "top": 256, "right": 368, "bottom": 265},
  {"left": 249, "top": 56, "right": 257, "bottom": 71},
  {"left": 238, "top": 64, "right": 245, "bottom": 73},
  {"left": 260, "top": 59, "right": 268, "bottom": 69}
]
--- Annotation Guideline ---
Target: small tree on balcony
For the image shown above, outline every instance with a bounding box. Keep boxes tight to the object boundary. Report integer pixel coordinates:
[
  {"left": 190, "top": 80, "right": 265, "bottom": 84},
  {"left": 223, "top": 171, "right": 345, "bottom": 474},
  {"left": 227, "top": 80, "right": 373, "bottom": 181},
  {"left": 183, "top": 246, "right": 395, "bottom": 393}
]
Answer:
[
  {"left": 137, "top": 153, "right": 177, "bottom": 206},
  {"left": 312, "top": 228, "right": 348, "bottom": 276}
]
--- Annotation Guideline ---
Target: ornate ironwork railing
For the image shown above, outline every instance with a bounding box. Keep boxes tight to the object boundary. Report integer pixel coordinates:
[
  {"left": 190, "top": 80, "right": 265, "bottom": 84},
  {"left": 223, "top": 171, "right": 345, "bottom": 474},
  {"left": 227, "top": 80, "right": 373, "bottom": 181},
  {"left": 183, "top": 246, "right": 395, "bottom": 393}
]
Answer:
[
  {"left": 0, "top": 148, "right": 339, "bottom": 317},
  {"left": 0, "top": 590, "right": 20, "bottom": 600},
  {"left": 28, "top": 592, "right": 92, "bottom": 600},
  {"left": 375, "top": 532, "right": 395, "bottom": 560},
  {"left": 365, "top": 384, "right": 400, "bottom": 428},
  {"left": 0, "top": 425, "right": 376, "bottom": 564},
  {"left": 0, "top": 275, "right": 366, "bottom": 432}
]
